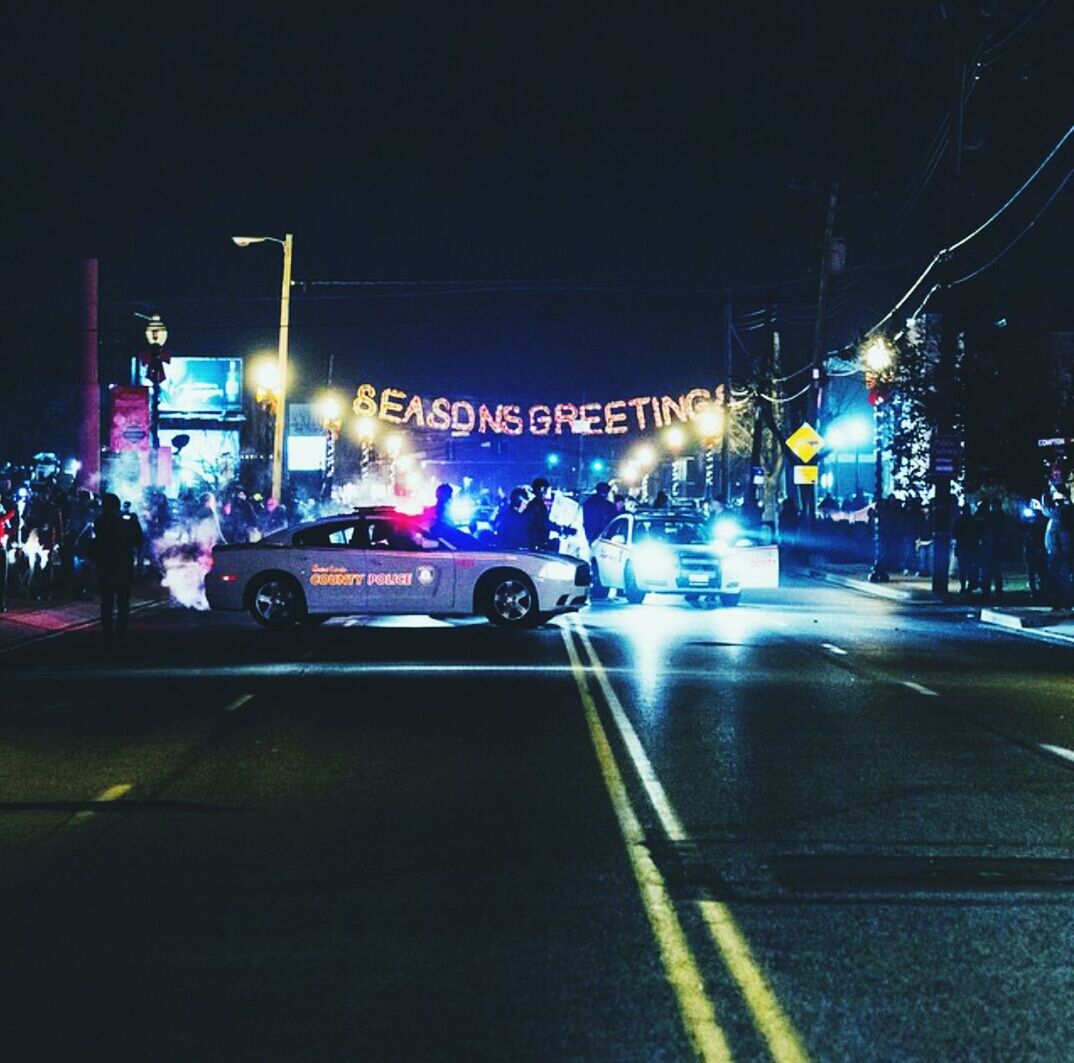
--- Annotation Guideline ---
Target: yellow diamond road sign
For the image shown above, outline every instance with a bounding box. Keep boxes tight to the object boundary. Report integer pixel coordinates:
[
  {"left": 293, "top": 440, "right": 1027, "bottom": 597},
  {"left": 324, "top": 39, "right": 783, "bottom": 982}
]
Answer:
[{"left": 786, "top": 422, "right": 823, "bottom": 463}]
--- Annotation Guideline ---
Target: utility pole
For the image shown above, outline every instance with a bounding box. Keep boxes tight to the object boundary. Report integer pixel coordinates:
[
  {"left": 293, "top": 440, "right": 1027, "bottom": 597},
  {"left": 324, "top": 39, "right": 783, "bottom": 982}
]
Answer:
[
  {"left": 806, "top": 180, "right": 838, "bottom": 525},
  {"left": 721, "top": 285, "right": 733, "bottom": 505},
  {"left": 931, "top": 0, "right": 967, "bottom": 595}
]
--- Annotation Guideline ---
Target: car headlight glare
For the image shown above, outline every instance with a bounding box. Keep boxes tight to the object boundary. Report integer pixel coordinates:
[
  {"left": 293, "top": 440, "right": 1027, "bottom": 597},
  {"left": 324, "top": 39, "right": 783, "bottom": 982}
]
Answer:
[
  {"left": 635, "top": 543, "right": 676, "bottom": 580},
  {"left": 538, "top": 560, "right": 577, "bottom": 581},
  {"left": 714, "top": 517, "right": 742, "bottom": 542}
]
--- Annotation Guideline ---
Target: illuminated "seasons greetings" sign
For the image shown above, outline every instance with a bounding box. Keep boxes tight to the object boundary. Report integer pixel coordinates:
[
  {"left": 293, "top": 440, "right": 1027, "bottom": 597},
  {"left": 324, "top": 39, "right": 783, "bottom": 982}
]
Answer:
[{"left": 352, "top": 383, "right": 726, "bottom": 437}]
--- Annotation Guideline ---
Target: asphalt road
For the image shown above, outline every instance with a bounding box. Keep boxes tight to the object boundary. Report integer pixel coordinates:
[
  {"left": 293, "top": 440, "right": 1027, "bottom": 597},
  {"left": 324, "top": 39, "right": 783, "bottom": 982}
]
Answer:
[{"left": 3, "top": 576, "right": 1074, "bottom": 1061}]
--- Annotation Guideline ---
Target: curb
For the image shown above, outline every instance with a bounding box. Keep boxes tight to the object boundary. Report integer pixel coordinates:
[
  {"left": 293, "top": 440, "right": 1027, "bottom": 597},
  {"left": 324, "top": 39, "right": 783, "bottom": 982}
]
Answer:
[
  {"left": 979, "top": 608, "right": 1074, "bottom": 646},
  {"left": 810, "top": 570, "right": 915, "bottom": 602},
  {"left": 0, "top": 599, "right": 166, "bottom": 655}
]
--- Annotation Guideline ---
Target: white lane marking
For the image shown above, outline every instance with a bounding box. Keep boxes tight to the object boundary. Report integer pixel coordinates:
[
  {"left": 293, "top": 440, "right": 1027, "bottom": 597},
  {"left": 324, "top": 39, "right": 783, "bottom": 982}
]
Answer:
[
  {"left": 902, "top": 680, "right": 939, "bottom": 697},
  {"left": 821, "top": 643, "right": 848, "bottom": 655},
  {"left": 1040, "top": 744, "right": 1074, "bottom": 765},
  {"left": 69, "top": 783, "right": 132, "bottom": 826},
  {"left": 224, "top": 694, "right": 255, "bottom": 713}
]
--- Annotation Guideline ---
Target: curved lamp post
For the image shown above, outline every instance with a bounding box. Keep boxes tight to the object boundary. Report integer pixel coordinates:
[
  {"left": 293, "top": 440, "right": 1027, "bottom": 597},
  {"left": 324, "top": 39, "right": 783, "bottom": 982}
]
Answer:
[
  {"left": 232, "top": 234, "right": 293, "bottom": 505},
  {"left": 862, "top": 336, "right": 896, "bottom": 583},
  {"left": 144, "top": 314, "right": 168, "bottom": 487}
]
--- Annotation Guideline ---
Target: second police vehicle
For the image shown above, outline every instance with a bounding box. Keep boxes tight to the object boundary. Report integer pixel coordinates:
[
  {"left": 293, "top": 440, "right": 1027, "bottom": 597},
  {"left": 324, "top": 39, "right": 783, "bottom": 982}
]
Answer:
[{"left": 590, "top": 508, "right": 776, "bottom": 606}]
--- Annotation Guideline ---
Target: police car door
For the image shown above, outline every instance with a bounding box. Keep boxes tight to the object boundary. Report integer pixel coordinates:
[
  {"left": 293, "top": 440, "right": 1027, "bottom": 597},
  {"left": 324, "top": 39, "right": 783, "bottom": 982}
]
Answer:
[
  {"left": 594, "top": 516, "right": 630, "bottom": 587},
  {"left": 292, "top": 521, "right": 368, "bottom": 613},
  {"left": 363, "top": 517, "right": 456, "bottom": 613}
]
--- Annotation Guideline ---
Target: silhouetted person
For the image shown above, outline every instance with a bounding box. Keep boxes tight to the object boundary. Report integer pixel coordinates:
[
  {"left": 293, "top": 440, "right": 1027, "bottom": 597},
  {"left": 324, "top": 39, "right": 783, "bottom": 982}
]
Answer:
[
  {"left": 952, "top": 503, "right": 981, "bottom": 595},
  {"left": 583, "top": 482, "right": 618, "bottom": 544},
  {"left": 94, "top": 492, "right": 143, "bottom": 637},
  {"left": 494, "top": 487, "right": 533, "bottom": 549}
]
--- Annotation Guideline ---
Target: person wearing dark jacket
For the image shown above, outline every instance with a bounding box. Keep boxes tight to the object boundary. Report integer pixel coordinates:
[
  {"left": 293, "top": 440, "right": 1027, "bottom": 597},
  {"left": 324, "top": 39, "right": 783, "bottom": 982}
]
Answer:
[
  {"left": 94, "top": 492, "right": 144, "bottom": 636},
  {"left": 494, "top": 488, "right": 533, "bottom": 549},
  {"left": 583, "top": 482, "right": 618, "bottom": 544}
]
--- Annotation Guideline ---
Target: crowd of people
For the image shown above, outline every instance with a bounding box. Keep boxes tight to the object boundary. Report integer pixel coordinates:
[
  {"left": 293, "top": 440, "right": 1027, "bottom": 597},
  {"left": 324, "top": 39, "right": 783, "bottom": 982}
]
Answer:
[{"left": 6, "top": 456, "right": 1074, "bottom": 631}]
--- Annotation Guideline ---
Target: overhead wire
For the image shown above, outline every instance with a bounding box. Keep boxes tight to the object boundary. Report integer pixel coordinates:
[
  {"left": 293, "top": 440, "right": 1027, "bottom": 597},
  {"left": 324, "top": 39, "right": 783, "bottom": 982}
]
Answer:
[{"left": 863, "top": 121, "right": 1073, "bottom": 339}]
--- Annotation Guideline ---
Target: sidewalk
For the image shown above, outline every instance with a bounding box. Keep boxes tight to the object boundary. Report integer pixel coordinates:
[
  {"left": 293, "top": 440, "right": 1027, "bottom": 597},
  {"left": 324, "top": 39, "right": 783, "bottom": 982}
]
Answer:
[
  {"left": 0, "top": 585, "right": 166, "bottom": 654},
  {"left": 807, "top": 558, "right": 1074, "bottom": 645}
]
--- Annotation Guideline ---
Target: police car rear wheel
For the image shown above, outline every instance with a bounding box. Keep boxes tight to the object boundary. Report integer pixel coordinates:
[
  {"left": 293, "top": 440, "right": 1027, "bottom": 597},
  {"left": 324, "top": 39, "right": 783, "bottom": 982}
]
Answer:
[
  {"left": 590, "top": 562, "right": 610, "bottom": 600},
  {"left": 483, "top": 573, "right": 539, "bottom": 628},
  {"left": 250, "top": 574, "right": 306, "bottom": 628},
  {"left": 720, "top": 592, "right": 741, "bottom": 608}
]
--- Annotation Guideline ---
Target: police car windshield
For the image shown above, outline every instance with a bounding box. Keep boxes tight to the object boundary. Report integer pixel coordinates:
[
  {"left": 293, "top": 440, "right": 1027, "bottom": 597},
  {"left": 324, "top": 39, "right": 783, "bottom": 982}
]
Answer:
[{"left": 634, "top": 519, "right": 708, "bottom": 545}]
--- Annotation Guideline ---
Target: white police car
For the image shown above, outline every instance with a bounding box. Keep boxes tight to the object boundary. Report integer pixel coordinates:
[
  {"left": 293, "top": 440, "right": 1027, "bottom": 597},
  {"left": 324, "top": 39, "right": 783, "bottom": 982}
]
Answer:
[
  {"left": 590, "top": 509, "right": 743, "bottom": 606},
  {"left": 205, "top": 507, "right": 591, "bottom": 628}
]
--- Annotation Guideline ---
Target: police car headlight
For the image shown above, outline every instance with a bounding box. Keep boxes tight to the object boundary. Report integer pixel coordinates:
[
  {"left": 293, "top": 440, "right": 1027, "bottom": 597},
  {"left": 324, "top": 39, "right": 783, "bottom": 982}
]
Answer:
[
  {"left": 635, "top": 543, "right": 676, "bottom": 580},
  {"left": 714, "top": 517, "right": 742, "bottom": 542},
  {"left": 538, "top": 560, "right": 577, "bottom": 581}
]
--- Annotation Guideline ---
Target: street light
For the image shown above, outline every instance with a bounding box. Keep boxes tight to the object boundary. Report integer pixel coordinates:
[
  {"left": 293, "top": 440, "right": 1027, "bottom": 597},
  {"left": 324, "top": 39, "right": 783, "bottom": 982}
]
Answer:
[
  {"left": 354, "top": 416, "right": 377, "bottom": 480},
  {"left": 696, "top": 407, "right": 723, "bottom": 500},
  {"left": 144, "top": 314, "right": 168, "bottom": 487},
  {"left": 316, "top": 392, "right": 344, "bottom": 500},
  {"left": 232, "top": 233, "right": 294, "bottom": 505},
  {"left": 384, "top": 432, "right": 404, "bottom": 493},
  {"left": 861, "top": 335, "right": 896, "bottom": 583},
  {"left": 664, "top": 426, "right": 685, "bottom": 497},
  {"left": 633, "top": 443, "right": 657, "bottom": 502}
]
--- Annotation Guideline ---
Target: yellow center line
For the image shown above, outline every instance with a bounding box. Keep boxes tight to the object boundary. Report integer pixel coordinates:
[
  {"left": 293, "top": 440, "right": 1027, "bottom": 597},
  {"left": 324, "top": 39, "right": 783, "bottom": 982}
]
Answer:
[
  {"left": 560, "top": 625, "right": 733, "bottom": 1063},
  {"left": 569, "top": 616, "right": 811, "bottom": 1063},
  {"left": 69, "top": 783, "right": 132, "bottom": 826}
]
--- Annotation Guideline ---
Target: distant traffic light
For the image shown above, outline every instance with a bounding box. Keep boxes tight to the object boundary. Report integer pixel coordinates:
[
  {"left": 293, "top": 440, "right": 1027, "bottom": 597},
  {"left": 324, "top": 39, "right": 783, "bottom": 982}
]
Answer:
[
  {"left": 546, "top": 453, "right": 560, "bottom": 467},
  {"left": 590, "top": 459, "right": 605, "bottom": 473}
]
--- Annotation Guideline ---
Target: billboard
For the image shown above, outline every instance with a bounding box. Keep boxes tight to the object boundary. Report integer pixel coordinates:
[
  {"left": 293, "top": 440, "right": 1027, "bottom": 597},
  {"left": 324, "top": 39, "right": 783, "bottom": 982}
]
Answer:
[{"left": 136, "top": 357, "right": 243, "bottom": 415}]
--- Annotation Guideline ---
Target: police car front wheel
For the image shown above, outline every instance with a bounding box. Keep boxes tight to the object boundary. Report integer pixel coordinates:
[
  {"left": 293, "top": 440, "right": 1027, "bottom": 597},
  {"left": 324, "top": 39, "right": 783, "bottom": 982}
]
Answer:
[{"left": 481, "top": 572, "right": 540, "bottom": 628}]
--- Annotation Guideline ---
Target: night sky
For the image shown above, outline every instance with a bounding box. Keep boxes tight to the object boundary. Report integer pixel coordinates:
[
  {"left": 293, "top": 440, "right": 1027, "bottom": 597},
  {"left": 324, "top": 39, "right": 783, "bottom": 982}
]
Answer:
[{"left": 1, "top": 3, "right": 1071, "bottom": 455}]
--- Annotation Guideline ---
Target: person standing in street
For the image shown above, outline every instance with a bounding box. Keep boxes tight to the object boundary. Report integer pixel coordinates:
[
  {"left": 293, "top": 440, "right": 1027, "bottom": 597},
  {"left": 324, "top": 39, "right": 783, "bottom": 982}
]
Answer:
[
  {"left": 978, "top": 499, "right": 1006, "bottom": 600},
  {"left": 952, "top": 502, "right": 981, "bottom": 596},
  {"left": 94, "top": 492, "right": 144, "bottom": 638},
  {"left": 494, "top": 487, "right": 533, "bottom": 549},
  {"left": 583, "top": 482, "right": 618, "bottom": 545},
  {"left": 0, "top": 496, "right": 13, "bottom": 612}
]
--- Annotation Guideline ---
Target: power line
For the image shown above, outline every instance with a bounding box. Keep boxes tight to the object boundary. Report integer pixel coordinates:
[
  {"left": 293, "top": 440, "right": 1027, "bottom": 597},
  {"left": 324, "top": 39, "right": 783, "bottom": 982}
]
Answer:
[{"left": 864, "top": 121, "right": 1073, "bottom": 338}]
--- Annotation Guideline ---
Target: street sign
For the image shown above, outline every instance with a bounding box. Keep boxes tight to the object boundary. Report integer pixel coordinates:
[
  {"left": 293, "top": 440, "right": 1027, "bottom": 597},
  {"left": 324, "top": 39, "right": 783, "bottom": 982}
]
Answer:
[
  {"left": 786, "top": 422, "right": 823, "bottom": 463},
  {"left": 793, "top": 464, "right": 818, "bottom": 485},
  {"left": 930, "top": 433, "right": 960, "bottom": 476}
]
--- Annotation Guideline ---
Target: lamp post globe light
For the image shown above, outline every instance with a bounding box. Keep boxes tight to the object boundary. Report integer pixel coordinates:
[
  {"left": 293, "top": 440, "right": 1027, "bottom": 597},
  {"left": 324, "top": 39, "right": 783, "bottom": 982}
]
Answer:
[
  {"left": 861, "top": 335, "right": 896, "bottom": 584},
  {"left": 232, "top": 234, "right": 294, "bottom": 506}
]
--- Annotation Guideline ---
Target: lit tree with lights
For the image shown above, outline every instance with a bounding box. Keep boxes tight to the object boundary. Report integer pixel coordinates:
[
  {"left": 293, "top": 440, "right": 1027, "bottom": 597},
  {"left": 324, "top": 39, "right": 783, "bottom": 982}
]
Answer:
[{"left": 889, "top": 314, "right": 941, "bottom": 500}]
